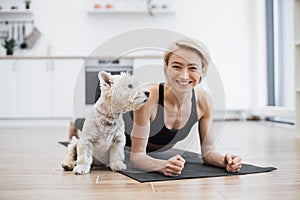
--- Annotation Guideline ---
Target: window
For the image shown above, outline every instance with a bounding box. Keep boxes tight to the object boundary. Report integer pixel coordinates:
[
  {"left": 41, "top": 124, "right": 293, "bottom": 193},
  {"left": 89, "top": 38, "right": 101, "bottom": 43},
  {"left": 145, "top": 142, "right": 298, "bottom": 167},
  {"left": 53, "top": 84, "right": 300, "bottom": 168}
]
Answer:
[{"left": 266, "top": 0, "right": 294, "bottom": 108}]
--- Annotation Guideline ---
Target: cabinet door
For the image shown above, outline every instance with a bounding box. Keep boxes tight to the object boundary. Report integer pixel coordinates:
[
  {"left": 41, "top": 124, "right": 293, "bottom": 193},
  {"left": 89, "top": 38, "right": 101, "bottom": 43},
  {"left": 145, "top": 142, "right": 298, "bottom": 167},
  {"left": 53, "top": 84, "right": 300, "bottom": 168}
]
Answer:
[
  {"left": 50, "top": 59, "right": 83, "bottom": 117},
  {"left": 16, "top": 60, "right": 51, "bottom": 118},
  {"left": 0, "top": 60, "right": 17, "bottom": 118}
]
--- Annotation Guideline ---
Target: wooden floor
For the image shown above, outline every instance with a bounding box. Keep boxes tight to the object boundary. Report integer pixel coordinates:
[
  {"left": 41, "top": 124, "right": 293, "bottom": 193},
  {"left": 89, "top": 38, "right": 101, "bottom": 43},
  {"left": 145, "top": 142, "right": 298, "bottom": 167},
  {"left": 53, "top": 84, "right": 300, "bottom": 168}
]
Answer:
[{"left": 0, "top": 121, "right": 299, "bottom": 200}]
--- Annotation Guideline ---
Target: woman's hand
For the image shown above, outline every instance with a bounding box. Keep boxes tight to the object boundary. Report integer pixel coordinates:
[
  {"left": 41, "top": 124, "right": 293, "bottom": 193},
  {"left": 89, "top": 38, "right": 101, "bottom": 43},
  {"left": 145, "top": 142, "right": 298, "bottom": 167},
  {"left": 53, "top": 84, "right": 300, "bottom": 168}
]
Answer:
[
  {"left": 224, "top": 154, "right": 242, "bottom": 172},
  {"left": 160, "top": 155, "right": 185, "bottom": 177}
]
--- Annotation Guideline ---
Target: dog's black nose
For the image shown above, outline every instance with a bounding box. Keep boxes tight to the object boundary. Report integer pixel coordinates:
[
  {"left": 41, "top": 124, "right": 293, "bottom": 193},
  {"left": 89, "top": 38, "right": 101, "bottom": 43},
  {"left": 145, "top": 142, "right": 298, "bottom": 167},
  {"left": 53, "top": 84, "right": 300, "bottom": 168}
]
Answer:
[{"left": 144, "top": 91, "right": 150, "bottom": 97}]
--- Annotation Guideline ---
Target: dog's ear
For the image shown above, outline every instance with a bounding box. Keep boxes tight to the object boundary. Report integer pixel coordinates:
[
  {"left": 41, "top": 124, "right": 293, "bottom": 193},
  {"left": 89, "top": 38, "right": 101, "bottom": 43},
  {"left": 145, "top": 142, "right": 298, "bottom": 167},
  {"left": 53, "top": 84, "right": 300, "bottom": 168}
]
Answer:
[{"left": 98, "top": 71, "right": 112, "bottom": 89}]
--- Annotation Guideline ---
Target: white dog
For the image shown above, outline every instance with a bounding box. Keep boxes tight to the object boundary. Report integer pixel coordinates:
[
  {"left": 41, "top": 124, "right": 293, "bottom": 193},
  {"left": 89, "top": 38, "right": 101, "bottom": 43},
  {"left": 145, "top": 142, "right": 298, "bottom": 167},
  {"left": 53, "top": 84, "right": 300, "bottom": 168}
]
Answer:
[{"left": 62, "top": 71, "right": 149, "bottom": 175}]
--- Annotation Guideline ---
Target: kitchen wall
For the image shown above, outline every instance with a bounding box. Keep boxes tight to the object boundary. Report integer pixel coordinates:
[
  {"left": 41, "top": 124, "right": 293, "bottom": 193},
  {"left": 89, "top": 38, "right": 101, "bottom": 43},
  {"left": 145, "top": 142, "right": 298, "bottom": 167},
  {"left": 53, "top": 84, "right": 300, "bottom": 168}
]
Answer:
[{"left": 0, "top": 0, "right": 267, "bottom": 114}]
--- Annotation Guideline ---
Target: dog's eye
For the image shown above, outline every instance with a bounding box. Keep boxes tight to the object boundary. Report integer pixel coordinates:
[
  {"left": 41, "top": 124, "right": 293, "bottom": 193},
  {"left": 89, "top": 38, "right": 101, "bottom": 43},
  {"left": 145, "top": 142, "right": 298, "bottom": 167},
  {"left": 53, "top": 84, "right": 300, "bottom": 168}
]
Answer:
[{"left": 128, "top": 84, "right": 133, "bottom": 89}]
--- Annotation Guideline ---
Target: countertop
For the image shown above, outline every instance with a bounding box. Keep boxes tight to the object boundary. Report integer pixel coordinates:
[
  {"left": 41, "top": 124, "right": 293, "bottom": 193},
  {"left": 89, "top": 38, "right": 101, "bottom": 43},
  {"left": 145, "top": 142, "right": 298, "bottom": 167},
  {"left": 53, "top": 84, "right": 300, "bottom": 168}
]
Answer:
[{"left": 0, "top": 55, "right": 162, "bottom": 60}]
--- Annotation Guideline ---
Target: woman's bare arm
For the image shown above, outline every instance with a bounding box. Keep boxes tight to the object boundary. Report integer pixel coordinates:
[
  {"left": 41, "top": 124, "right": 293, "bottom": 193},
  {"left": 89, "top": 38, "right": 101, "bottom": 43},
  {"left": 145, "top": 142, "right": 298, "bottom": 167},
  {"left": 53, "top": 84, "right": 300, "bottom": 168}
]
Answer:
[
  {"left": 197, "top": 87, "right": 242, "bottom": 171},
  {"left": 129, "top": 86, "right": 185, "bottom": 176}
]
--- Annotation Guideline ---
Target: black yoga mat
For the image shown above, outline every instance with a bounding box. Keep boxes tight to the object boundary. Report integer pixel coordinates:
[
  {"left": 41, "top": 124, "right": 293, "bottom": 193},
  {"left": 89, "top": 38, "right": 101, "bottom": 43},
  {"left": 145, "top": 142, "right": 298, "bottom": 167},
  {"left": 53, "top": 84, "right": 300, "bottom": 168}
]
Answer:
[
  {"left": 59, "top": 142, "right": 276, "bottom": 182},
  {"left": 121, "top": 148, "right": 277, "bottom": 182}
]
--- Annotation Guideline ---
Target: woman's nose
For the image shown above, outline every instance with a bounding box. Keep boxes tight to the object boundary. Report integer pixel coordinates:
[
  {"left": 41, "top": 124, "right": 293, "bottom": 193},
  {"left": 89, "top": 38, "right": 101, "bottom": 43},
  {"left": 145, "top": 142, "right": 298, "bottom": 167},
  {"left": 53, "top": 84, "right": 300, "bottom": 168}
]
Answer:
[{"left": 180, "top": 69, "right": 189, "bottom": 78}]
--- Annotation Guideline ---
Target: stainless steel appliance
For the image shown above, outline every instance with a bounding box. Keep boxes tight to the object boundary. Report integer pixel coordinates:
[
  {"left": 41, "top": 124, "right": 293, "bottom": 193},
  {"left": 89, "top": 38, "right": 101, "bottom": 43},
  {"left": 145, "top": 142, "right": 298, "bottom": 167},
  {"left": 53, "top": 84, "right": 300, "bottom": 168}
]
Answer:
[{"left": 85, "top": 58, "right": 133, "bottom": 104}]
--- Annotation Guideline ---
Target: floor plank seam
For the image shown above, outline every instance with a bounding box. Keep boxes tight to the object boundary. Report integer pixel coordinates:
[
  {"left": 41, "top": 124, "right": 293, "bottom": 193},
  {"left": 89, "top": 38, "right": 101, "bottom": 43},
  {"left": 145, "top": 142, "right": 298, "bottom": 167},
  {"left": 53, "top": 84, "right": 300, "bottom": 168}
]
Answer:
[
  {"left": 217, "top": 190, "right": 228, "bottom": 200},
  {"left": 52, "top": 169, "right": 62, "bottom": 175},
  {"left": 95, "top": 175, "right": 100, "bottom": 184},
  {"left": 150, "top": 182, "right": 156, "bottom": 192}
]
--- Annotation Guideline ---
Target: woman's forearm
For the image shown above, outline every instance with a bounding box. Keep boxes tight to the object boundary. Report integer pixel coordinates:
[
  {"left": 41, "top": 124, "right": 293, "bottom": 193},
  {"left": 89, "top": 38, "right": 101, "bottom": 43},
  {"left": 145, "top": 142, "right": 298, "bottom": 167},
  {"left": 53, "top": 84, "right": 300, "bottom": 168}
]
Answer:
[
  {"left": 130, "top": 152, "right": 167, "bottom": 172},
  {"left": 202, "top": 151, "right": 226, "bottom": 168}
]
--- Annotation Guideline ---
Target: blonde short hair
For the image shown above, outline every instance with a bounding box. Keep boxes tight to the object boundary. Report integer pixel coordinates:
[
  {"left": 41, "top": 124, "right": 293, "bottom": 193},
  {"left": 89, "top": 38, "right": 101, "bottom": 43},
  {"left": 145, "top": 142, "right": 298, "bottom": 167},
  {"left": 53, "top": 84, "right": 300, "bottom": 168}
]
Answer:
[{"left": 163, "top": 38, "right": 210, "bottom": 74}]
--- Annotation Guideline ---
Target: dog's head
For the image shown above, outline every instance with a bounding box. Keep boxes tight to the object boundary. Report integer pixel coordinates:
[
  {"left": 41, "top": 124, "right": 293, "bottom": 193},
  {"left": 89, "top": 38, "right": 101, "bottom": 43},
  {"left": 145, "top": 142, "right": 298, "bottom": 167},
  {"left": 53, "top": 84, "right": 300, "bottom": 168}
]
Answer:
[{"left": 98, "top": 71, "right": 149, "bottom": 113}]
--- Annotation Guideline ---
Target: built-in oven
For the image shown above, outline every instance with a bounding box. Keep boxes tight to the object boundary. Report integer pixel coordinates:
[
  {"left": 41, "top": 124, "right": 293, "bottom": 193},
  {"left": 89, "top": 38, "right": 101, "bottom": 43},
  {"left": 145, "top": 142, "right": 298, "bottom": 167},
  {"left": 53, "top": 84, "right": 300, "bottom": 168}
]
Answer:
[{"left": 85, "top": 58, "right": 133, "bottom": 105}]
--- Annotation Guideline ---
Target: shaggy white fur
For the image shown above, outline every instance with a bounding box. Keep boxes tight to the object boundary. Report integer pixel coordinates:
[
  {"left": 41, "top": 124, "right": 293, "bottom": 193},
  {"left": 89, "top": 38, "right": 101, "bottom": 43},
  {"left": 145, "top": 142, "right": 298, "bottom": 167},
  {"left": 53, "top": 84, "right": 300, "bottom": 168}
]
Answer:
[{"left": 62, "top": 71, "right": 149, "bottom": 175}]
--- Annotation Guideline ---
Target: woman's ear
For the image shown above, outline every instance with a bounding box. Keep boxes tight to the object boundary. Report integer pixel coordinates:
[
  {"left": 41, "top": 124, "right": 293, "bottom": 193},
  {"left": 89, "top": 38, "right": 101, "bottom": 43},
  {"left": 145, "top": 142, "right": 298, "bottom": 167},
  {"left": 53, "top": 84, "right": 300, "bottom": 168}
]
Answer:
[
  {"left": 198, "top": 67, "right": 207, "bottom": 83},
  {"left": 201, "top": 66, "right": 207, "bottom": 76},
  {"left": 163, "top": 64, "right": 167, "bottom": 73}
]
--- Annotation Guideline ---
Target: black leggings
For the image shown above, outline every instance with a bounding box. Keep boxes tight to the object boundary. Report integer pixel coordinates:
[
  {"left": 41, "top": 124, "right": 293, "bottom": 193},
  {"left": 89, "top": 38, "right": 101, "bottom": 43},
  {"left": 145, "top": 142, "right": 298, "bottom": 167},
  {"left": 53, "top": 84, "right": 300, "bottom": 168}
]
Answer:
[{"left": 74, "top": 118, "right": 85, "bottom": 131}]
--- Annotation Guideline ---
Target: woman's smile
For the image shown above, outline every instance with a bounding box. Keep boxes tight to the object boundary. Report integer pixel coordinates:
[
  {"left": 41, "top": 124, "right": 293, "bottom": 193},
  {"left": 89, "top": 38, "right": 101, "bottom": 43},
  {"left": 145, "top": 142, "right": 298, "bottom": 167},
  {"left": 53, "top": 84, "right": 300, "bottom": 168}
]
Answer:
[{"left": 175, "top": 80, "right": 193, "bottom": 86}]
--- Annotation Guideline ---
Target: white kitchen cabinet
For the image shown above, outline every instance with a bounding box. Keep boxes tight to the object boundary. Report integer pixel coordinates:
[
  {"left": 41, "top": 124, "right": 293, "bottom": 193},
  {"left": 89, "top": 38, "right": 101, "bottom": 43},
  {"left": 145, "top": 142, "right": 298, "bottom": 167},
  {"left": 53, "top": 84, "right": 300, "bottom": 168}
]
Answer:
[
  {"left": 16, "top": 59, "right": 51, "bottom": 118},
  {"left": 0, "top": 60, "right": 18, "bottom": 118},
  {"left": 50, "top": 59, "right": 83, "bottom": 118},
  {"left": 0, "top": 58, "right": 83, "bottom": 119}
]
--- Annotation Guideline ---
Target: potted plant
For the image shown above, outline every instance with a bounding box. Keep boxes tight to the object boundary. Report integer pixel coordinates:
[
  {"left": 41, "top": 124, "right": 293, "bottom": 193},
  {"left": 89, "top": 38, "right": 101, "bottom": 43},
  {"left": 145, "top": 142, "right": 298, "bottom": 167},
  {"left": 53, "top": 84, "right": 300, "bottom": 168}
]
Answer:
[
  {"left": 25, "top": 1, "right": 31, "bottom": 9},
  {"left": 2, "top": 38, "right": 17, "bottom": 55}
]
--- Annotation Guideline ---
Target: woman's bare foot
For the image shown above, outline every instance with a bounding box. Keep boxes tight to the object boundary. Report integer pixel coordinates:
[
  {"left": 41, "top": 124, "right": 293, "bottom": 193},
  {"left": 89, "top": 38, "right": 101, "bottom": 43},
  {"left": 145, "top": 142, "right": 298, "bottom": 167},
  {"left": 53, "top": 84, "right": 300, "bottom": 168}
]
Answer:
[{"left": 68, "top": 119, "right": 79, "bottom": 142}]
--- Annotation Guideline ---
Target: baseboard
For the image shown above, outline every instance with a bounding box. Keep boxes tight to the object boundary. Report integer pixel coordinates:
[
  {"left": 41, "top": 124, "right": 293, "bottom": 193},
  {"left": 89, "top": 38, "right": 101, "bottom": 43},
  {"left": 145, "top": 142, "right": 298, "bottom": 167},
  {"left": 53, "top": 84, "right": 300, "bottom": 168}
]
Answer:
[
  {"left": 0, "top": 107, "right": 294, "bottom": 127},
  {"left": 0, "top": 118, "right": 70, "bottom": 128},
  {"left": 250, "top": 106, "right": 295, "bottom": 120},
  {"left": 213, "top": 110, "right": 248, "bottom": 121},
  {"left": 265, "top": 116, "right": 295, "bottom": 125},
  {"left": 215, "top": 107, "right": 295, "bottom": 123}
]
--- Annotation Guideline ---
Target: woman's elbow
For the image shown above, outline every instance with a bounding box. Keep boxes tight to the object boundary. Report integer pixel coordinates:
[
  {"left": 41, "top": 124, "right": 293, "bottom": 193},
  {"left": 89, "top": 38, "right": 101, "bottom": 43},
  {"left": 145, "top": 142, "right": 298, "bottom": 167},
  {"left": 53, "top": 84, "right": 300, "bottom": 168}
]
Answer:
[
  {"left": 129, "top": 152, "right": 143, "bottom": 167},
  {"left": 202, "top": 155, "right": 210, "bottom": 165},
  {"left": 129, "top": 153, "right": 136, "bottom": 164}
]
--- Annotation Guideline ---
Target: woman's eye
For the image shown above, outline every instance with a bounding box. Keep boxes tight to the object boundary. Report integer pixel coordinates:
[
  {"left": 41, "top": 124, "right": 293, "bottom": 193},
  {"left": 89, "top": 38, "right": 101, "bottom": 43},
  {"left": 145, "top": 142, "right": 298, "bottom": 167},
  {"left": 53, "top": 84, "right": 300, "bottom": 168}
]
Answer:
[
  {"left": 189, "top": 67, "right": 198, "bottom": 71},
  {"left": 128, "top": 84, "right": 133, "bottom": 89},
  {"left": 172, "top": 65, "right": 180, "bottom": 69}
]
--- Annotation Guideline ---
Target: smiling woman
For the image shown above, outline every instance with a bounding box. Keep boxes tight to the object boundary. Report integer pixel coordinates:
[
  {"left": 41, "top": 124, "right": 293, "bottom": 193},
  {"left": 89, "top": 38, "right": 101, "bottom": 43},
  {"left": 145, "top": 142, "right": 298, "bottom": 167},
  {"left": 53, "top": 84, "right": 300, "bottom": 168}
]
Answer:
[{"left": 129, "top": 38, "right": 242, "bottom": 176}]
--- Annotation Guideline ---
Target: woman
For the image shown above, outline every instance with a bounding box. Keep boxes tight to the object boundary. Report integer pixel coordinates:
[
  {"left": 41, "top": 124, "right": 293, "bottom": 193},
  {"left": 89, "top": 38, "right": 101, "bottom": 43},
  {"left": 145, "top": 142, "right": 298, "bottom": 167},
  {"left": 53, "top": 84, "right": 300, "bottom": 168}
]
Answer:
[
  {"left": 69, "top": 38, "right": 242, "bottom": 177},
  {"left": 128, "top": 38, "right": 242, "bottom": 176}
]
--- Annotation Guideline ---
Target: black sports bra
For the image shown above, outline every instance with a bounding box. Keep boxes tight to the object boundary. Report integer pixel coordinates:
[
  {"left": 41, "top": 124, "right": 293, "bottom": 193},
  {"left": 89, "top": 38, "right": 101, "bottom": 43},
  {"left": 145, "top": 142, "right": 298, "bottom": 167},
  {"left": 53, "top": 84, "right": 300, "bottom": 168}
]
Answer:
[
  {"left": 147, "top": 83, "right": 199, "bottom": 146},
  {"left": 124, "top": 83, "right": 199, "bottom": 151}
]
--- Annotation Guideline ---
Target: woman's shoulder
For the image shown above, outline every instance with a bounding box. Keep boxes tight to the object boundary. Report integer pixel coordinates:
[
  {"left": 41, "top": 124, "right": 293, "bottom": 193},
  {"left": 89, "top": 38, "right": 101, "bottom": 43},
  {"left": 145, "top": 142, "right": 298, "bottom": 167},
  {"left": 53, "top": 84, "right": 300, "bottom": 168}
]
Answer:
[
  {"left": 134, "top": 83, "right": 160, "bottom": 121},
  {"left": 145, "top": 83, "right": 160, "bottom": 103},
  {"left": 195, "top": 85, "right": 211, "bottom": 100},
  {"left": 135, "top": 83, "right": 159, "bottom": 112},
  {"left": 194, "top": 85, "right": 212, "bottom": 112}
]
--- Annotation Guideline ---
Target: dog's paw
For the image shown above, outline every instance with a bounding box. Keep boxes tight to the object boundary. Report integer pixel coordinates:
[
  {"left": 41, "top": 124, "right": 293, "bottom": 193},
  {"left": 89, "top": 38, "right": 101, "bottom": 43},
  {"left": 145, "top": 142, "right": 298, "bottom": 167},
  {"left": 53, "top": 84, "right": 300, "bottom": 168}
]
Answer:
[
  {"left": 73, "top": 165, "right": 91, "bottom": 175},
  {"left": 110, "top": 161, "right": 127, "bottom": 171},
  {"left": 61, "top": 161, "right": 75, "bottom": 171}
]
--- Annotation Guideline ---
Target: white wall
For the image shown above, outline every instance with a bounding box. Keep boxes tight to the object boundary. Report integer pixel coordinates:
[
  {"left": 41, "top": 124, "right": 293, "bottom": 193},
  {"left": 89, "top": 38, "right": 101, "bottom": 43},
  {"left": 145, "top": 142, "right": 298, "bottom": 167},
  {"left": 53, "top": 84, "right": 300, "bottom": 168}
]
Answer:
[{"left": 0, "top": 0, "right": 267, "bottom": 112}]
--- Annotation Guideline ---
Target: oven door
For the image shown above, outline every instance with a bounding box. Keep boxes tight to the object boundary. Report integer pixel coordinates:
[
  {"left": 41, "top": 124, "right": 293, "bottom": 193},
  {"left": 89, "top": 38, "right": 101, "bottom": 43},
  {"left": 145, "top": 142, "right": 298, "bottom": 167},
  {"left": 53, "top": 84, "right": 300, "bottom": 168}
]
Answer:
[{"left": 85, "top": 59, "right": 133, "bottom": 105}]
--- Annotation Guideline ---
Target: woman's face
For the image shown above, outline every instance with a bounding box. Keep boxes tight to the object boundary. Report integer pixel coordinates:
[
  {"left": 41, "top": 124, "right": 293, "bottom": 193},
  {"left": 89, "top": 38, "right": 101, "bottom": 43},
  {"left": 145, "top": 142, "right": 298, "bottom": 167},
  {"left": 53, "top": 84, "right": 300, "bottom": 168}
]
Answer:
[{"left": 165, "top": 48, "right": 204, "bottom": 92}]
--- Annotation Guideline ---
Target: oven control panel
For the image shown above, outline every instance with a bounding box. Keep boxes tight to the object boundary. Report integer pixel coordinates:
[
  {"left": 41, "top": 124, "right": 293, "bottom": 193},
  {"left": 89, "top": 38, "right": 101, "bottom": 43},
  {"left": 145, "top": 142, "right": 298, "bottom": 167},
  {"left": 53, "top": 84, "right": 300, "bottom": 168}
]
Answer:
[{"left": 84, "top": 58, "right": 133, "bottom": 104}]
